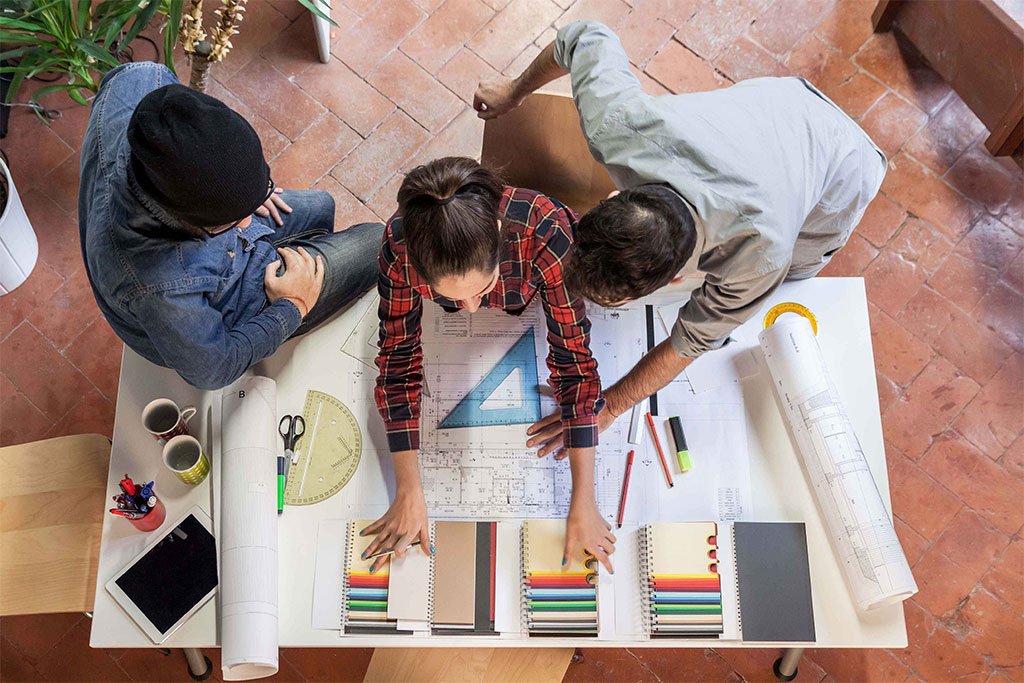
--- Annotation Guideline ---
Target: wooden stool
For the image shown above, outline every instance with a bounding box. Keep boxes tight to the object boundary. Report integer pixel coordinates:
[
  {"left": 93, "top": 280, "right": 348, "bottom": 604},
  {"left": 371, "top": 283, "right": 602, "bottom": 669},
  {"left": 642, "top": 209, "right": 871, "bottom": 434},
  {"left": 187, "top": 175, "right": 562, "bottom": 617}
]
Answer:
[
  {"left": 0, "top": 434, "right": 110, "bottom": 616},
  {"left": 364, "top": 648, "right": 574, "bottom": 682}
]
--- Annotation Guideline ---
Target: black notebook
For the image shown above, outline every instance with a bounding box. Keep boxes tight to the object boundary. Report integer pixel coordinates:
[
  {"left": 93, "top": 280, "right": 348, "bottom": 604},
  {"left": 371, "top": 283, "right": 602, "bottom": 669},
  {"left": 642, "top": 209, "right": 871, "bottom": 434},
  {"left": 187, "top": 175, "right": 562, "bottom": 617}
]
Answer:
[{"left": 732, "top": 522, "right": 816, "bottom": 643}]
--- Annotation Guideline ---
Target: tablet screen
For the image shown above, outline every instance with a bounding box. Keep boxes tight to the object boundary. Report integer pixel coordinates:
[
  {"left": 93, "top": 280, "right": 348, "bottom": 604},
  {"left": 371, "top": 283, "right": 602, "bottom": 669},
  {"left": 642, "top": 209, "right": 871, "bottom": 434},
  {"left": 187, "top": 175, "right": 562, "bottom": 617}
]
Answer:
[{"left": 114, "top": 513, "right": 218, "bottom": 634}]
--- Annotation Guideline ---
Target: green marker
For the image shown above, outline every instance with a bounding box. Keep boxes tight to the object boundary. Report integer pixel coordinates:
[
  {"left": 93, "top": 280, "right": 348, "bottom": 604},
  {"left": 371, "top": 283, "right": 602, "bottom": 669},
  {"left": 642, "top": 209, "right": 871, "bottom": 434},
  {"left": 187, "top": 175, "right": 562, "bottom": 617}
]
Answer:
[
  {"left": 668, "top": 416, "right": 692, "bottom": 472},
  {"left": 277, "top": 454, "right": 286, "bottom": 514}
]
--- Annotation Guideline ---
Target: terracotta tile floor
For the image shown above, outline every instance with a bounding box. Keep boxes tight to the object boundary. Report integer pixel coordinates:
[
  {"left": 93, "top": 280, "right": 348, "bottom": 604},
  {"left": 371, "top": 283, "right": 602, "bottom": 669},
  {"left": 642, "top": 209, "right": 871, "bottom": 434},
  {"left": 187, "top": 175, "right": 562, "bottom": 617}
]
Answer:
[{"left": 2, "top": 0, "right": 1022, "bottom": 680}]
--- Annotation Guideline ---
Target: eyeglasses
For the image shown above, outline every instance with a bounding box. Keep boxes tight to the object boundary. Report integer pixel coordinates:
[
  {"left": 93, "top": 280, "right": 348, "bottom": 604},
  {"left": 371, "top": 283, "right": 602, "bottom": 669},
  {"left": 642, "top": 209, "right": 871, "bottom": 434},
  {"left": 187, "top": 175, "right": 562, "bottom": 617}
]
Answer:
[{"left": 204, "top": 178, "right": 276, "bottom": 235}]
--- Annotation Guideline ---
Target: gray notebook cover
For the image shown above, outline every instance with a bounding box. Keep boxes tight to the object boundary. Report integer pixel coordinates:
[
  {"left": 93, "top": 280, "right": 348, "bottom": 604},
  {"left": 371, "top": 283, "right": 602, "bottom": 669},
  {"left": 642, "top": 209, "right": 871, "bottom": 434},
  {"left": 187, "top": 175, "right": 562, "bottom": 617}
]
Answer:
[{"left": 733, "top": 522, "right": 816, "bottom": 643}]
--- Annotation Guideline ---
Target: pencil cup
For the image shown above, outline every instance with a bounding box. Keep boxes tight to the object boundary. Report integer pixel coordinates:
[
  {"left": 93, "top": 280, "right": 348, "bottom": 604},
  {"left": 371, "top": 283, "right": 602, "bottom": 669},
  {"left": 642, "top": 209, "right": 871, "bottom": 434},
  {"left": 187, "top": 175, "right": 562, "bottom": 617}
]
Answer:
[
  {"left": 162, "top": 435, "right": 210, "bottom": 486},
  {"left": 127, "top": 497, "right": 166, "bottom": 532},
  {"left": 142, "top": 398, "right": 197, "bottom": 444}
]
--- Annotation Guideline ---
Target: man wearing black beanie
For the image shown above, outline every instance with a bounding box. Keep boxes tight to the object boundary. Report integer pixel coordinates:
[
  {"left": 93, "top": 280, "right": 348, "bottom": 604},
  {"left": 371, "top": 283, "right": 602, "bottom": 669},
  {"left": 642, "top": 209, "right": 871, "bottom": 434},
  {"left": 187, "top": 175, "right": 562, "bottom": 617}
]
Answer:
[{"left": 79, "top": 62, "right": 382, "bottom": 389}]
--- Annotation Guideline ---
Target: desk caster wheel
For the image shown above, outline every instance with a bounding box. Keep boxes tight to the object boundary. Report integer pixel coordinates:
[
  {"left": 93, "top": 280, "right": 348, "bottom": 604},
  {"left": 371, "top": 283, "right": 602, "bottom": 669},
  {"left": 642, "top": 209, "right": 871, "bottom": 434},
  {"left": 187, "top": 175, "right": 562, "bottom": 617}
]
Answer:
[
  {"left": 773, "top": 655, "right": 798, "bottom": 682},
  {"left": 184, "top": 650, "right": 213, "bottom": 682}
]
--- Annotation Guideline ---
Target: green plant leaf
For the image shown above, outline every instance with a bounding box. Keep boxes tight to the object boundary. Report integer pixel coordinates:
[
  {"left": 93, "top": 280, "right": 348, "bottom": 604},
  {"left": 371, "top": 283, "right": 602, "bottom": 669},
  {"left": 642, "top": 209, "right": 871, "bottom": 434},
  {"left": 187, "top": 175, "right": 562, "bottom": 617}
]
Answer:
[
  {"left": 0, "top": 17, "right": 48, "bottom": 32},
  {"left": 72, "top": 37, "right": 120, "bottom": 68},
  {"left": 162, "top": 0, "right": 183, "bottom": 75},
  {"left": 67, "top": 87, "right": 90, "bottom": 105},
  {"left": 76, "top": 0, "right": 90, "bottom": 32},
  {"left": 297, "top": 0, "right": 338, "bottom": 27},
  {"left": 119, "top": 0, "right": 161, "bottom": 49},
  {"left": 0, "top": 45, "right": 38, "bottom": 61}
]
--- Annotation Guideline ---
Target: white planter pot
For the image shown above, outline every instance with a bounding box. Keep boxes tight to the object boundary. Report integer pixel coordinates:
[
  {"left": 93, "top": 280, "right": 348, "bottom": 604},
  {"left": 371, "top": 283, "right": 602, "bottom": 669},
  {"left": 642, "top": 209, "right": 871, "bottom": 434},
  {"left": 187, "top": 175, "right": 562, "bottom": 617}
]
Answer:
[{"left": 0, "top": 157, "right": 38, "bottom": 295}]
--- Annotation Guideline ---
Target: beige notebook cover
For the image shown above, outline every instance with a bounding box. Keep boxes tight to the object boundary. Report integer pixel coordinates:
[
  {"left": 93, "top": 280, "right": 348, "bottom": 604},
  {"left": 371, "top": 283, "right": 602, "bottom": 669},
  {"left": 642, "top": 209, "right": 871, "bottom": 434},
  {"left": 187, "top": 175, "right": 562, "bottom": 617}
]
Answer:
[
  {"left": 432, "top": 521, "right": 476, "bottom": 625},
  {"left": 647, "top": 522, "right": 718, "bottom": 576},
  {"left": 523, "top": 519, "right": 594, "bottom": 574},
  {"left": 348, "top": 519, "right": 390, "bottom": 576}
]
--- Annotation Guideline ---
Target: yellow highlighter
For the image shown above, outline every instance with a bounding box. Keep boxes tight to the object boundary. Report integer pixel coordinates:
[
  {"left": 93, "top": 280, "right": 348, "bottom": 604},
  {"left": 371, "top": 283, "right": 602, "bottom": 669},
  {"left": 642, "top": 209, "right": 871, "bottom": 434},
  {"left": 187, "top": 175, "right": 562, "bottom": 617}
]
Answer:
[{"left": 668, "top": 416, "right": 692, "bottom": 472}]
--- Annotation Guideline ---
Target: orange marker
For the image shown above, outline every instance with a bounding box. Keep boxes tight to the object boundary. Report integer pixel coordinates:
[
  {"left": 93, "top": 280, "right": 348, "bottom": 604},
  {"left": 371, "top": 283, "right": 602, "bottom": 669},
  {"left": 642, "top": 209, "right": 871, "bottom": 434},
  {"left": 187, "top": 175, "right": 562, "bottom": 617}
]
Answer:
[{"left": 645, "top": 412, "right": 674, "bottom": 488}]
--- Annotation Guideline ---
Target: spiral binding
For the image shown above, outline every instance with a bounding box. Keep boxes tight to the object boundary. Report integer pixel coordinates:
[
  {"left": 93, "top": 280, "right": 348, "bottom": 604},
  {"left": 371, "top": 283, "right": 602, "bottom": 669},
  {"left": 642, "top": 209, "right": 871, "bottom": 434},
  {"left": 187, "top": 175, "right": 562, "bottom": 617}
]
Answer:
[
  {"left": 519, "top": 523, "right": 529, "bottom": 635},
  {"left": 341, "top": 520, "right": 355, "bottom": 630},
  {"left": 637, "top": 525, "right": 653, "bottom": 638},
  {"left": 426, "top": 522, "right": 437, "bottom": 628},
  {"left": 729, "top": 524, "right": 742, "bottom": 638}
]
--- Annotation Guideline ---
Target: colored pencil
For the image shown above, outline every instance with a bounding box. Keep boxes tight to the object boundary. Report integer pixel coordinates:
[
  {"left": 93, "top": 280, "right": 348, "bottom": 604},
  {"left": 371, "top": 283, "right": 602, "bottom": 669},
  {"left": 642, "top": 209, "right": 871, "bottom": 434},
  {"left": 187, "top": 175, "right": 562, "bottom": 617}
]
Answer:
[
  {"left": 616, "top": 449, "right": 635, "bottom": 528},
  {"left": 646, "top": 412, "right": 674, "bottom": 487}
]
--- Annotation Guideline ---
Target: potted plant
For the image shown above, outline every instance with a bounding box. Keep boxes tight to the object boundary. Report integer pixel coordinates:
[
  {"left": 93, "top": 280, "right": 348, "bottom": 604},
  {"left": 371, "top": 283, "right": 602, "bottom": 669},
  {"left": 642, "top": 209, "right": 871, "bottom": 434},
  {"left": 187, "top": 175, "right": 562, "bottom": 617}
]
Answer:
[
  {"left": 0, "top": 151, "right": 37, "bottom": 294},
  {"left": 0, "top": 0, "right": 185, "bottom": 110}
]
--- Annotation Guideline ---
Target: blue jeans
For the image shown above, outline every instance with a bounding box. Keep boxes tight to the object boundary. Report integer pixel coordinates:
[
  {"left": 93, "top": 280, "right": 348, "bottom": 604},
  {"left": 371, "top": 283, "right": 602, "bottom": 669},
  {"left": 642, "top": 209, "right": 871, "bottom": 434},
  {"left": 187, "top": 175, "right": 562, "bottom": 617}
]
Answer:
[{"left": 257, "top": 190, "right": 382, "bottom": 336}]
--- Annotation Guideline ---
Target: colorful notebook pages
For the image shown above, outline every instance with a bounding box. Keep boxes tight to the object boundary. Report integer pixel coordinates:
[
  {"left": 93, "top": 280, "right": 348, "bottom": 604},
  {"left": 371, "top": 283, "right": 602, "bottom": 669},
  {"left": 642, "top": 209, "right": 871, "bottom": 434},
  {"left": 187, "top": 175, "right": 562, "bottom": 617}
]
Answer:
[
  {"left": 343, "top": 520, "right": 402, "bottom": 634},
  {"left": 639, "top": 522, "right": 723, "bottom": 638},
  {"left": 521, "top": 519, "right": 598, "bottom": 637}
]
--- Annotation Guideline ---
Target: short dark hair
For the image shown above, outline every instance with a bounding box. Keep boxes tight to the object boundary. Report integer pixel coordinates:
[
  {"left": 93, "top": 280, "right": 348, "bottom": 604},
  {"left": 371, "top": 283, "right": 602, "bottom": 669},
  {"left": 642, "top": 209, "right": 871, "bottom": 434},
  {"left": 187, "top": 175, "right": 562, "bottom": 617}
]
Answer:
[
  {"left": 397, "top": 157, "right": 505, "bottom": 285},
  {"left": 565, "top": 186, "right": 696, "bottom": 306}
]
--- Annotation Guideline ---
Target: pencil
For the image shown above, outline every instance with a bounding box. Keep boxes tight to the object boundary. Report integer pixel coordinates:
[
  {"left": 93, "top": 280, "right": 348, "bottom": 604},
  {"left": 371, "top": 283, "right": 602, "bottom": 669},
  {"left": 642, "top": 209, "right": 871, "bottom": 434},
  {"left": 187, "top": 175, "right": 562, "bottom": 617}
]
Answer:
[
  {"left": 646, "top": 412, "right": 674, "bottom": 487},
  {"left": 364, "top": 540, "right": 422, "bottom": 560},
  {"left": 616, "top": 450, "right": 635, "bottom": 528}
]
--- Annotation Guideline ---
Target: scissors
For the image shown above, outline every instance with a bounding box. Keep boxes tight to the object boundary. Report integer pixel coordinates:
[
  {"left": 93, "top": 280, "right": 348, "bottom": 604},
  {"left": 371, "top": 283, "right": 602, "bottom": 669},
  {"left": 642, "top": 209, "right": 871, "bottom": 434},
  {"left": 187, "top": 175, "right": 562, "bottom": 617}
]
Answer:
[{"left": 279, "top": 415, "right": 305, "bottom": 470}]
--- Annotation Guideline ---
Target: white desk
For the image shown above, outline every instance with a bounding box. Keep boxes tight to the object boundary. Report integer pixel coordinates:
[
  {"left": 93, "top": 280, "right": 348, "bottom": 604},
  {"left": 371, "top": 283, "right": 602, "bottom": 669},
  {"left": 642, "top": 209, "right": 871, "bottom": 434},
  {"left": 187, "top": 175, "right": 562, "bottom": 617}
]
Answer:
[{"left": 91, "top": 278, "right": 907, "bottom": 658}]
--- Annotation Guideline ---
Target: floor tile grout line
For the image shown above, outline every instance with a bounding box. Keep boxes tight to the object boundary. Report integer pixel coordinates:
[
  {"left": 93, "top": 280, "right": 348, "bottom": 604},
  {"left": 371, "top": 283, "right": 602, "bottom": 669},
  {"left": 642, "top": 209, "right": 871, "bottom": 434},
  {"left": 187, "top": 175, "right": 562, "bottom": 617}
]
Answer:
[
  {"left": 0, "top": 633, "right": 48, "bottom": 681},
  {"left": 3, "top": 319, "right": 108, "bottom": 426}
]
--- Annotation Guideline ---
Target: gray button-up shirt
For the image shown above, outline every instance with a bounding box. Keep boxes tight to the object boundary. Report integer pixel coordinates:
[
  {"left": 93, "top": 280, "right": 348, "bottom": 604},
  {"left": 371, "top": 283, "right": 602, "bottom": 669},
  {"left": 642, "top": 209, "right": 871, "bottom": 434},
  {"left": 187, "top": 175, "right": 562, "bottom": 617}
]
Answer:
[{"left": 554, "top": 21, "right": 886, "bottom": 358}]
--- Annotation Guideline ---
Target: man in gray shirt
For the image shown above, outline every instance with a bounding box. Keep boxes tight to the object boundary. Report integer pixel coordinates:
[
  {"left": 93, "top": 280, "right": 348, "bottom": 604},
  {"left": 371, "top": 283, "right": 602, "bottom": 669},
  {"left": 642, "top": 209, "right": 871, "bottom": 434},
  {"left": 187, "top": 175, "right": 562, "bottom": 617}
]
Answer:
[{"left": 474, "top": 20, "right": 886, "bottom": 457}]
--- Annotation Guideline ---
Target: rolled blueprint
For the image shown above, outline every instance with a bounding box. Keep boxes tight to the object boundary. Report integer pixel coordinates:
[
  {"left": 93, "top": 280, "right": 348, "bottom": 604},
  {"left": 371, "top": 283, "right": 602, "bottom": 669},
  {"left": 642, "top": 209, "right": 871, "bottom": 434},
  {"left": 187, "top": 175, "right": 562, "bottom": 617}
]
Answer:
[
  {"left": 758, "top": 315, "right": 917, "bottom": 611},
  {"left": 220, "top": 377, "right": 279, "bottom": 680}
]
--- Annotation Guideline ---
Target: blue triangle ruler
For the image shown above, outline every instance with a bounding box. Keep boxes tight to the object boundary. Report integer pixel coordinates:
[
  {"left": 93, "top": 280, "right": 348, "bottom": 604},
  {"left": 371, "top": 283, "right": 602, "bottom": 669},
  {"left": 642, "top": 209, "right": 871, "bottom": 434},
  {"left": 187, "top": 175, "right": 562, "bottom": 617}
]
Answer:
[{"left": 438, "top": 327, "right": 541, "bottom": 429}]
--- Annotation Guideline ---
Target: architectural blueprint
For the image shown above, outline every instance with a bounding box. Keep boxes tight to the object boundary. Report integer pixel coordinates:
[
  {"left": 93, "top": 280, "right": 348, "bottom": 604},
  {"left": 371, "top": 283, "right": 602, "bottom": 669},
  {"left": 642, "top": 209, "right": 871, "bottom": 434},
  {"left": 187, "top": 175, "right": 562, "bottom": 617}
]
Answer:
[
  {"left": 759, "top": 314, "right": 917, "bottom": 611},
  {"left": 339, "top": 295, "right": 755, "bottom": 523},
  {"left": 416, "top": 303, "right": 627, "bottom": 519}
]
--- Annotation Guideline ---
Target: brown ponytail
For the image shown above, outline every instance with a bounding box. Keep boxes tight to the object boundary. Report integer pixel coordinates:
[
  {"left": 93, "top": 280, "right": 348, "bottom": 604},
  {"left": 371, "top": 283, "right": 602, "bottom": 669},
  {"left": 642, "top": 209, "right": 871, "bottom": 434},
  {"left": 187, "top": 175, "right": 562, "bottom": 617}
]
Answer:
[{"left": 397, "top": 156, "right": 504, "bottom": 285}]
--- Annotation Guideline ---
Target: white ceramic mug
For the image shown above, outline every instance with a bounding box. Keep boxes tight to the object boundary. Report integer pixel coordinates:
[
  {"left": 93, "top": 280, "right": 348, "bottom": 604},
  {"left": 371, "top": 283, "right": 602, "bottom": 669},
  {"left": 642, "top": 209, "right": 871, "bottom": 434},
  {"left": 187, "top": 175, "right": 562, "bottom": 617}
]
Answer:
[{"left": 142, "top": 398, "right": 196, "bottom": 444}]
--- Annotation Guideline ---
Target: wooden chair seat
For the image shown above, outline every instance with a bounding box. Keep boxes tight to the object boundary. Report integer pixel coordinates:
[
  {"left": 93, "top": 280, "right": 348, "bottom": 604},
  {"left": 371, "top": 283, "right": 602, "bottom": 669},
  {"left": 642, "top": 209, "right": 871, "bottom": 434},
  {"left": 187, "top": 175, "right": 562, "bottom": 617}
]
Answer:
[
  {"left": 481, "top": 92, "right": 616, "bottom": 215},
  {"left": 0, "top": 434, "right": 111, "bottom": 615}
]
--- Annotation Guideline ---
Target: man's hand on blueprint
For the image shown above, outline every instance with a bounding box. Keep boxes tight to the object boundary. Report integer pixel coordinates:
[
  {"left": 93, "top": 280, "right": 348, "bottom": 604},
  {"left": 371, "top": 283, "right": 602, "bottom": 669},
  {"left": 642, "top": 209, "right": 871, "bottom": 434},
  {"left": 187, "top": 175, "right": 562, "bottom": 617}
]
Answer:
[
  {"left": 362, "top": 451, "right": 432, "bottom": 572},
  {"left": 527, "top": 408, "right": 618, "bottom": 459},
  {"left": 566, "top": 495, "right": 616, "bottom": 573}
]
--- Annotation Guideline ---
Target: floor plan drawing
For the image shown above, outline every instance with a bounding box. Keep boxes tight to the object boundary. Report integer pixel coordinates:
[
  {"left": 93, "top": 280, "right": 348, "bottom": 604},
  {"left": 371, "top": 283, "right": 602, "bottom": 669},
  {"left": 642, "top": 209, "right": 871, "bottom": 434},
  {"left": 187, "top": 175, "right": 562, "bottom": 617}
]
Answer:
[{"left": 759, "top": 314, "right": 917, "bottom": 611}]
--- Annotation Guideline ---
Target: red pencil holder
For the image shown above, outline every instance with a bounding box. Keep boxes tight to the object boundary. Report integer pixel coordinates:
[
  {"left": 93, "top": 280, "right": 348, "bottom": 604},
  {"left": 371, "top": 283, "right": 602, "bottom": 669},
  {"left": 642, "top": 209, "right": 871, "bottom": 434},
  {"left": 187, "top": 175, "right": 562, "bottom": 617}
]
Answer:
[{"left": 126, "top": 498, "right": 166, "bottom": 532}]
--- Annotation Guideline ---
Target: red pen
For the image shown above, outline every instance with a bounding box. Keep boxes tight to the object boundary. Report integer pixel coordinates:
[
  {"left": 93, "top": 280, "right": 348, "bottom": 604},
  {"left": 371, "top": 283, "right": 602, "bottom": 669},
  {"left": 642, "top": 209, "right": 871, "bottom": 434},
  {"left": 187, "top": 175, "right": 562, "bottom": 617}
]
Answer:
[
  {"left": 617, "top": 450, "right": 635, "bottom": 528},
  {"left": 120, "top": 474, "right": 138, "bottom": 497},
  {"left": 645, "top": 412, "right": 674, "bottom": 488}
]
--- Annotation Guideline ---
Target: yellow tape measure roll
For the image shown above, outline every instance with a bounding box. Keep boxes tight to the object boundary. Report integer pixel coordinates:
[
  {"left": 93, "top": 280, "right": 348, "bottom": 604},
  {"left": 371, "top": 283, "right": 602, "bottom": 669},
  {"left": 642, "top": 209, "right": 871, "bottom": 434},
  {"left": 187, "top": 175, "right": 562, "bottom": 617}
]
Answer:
[{"left": 763, "top": 302, "right": 818, "bottom": 335}]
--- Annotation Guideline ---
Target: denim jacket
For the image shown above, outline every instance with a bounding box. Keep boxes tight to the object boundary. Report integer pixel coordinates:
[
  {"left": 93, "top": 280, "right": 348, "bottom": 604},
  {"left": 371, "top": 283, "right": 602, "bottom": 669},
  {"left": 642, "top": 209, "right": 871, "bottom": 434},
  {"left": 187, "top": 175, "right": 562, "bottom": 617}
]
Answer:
[{"left": 79, "top": 62, "right": 301, "bottom": 389}]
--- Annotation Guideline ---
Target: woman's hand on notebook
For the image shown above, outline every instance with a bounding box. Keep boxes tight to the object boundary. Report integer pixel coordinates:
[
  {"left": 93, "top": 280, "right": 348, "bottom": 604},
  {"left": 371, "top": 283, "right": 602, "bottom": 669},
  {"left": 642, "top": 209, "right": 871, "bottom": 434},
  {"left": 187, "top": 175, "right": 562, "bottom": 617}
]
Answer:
[
  {"left": 566, "top": 496, "right": 616, "bottom": 574},
  {"left": 361, "top": 452, "right": 432, "bottom": 572}
]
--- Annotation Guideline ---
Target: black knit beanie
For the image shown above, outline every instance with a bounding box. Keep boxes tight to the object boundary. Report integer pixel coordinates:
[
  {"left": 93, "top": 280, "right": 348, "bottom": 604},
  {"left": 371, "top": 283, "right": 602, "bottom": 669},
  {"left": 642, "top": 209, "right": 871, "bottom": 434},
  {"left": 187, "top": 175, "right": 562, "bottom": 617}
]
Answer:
[{"left": 127, "top": 84, "right": 271, "bottom": 227}]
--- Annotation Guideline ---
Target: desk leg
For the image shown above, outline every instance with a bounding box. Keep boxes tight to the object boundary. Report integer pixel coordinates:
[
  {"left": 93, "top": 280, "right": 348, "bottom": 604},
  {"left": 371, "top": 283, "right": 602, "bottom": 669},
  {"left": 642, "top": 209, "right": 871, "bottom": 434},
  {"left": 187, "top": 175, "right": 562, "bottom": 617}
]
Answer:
[
  {"left": 183, "top": 648, "right": 213, "bottom": 681},
  {"left": 773, "top": 648, "right": 803, "bottom": 682}
]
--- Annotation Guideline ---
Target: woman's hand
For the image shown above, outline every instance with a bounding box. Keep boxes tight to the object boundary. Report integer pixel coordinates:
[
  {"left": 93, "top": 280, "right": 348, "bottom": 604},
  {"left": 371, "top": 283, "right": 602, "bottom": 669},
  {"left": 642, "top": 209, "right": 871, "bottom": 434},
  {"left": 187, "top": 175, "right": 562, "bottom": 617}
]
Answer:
[
  {"left": 360, "top": 483, "right": 431, "bottom": 573},
  {"left": 565, "top": 494, "right": 615, "bottom": 573}
]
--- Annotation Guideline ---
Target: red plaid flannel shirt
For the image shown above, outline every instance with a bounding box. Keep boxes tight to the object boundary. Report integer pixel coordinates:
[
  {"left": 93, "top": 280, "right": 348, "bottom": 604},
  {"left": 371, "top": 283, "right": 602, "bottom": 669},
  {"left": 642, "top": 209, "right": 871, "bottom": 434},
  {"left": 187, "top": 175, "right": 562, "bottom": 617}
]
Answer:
[{"left": 374, "top": 187, "right": 605, "bottom": 453}]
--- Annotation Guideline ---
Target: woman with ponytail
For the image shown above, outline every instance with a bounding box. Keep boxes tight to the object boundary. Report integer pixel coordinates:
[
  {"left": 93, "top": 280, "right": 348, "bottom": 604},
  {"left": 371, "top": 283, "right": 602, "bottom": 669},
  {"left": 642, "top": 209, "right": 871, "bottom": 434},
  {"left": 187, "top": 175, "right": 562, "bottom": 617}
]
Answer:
[{"left": 361, "top": 156, "right": 614, "bottom": 573}]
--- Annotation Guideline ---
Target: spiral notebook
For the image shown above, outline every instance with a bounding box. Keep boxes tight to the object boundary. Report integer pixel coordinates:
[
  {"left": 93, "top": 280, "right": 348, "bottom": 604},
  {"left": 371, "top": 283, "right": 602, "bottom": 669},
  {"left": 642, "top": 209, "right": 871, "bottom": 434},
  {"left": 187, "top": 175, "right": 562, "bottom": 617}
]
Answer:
[
  {"left": 520, "top": 520, "right": 599, "bottom": 637},
  {"left": 638, "top": 521, "right": 723, "bottom": 638},
  {"left": 343, "top": 520, "right": 407, "bottom": 635},
  {"left": 342, "top": 521, "right": 497, "bottom": 635},
  {"left": 638, "top": 521, "right": 815, "bottom": 643}
]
